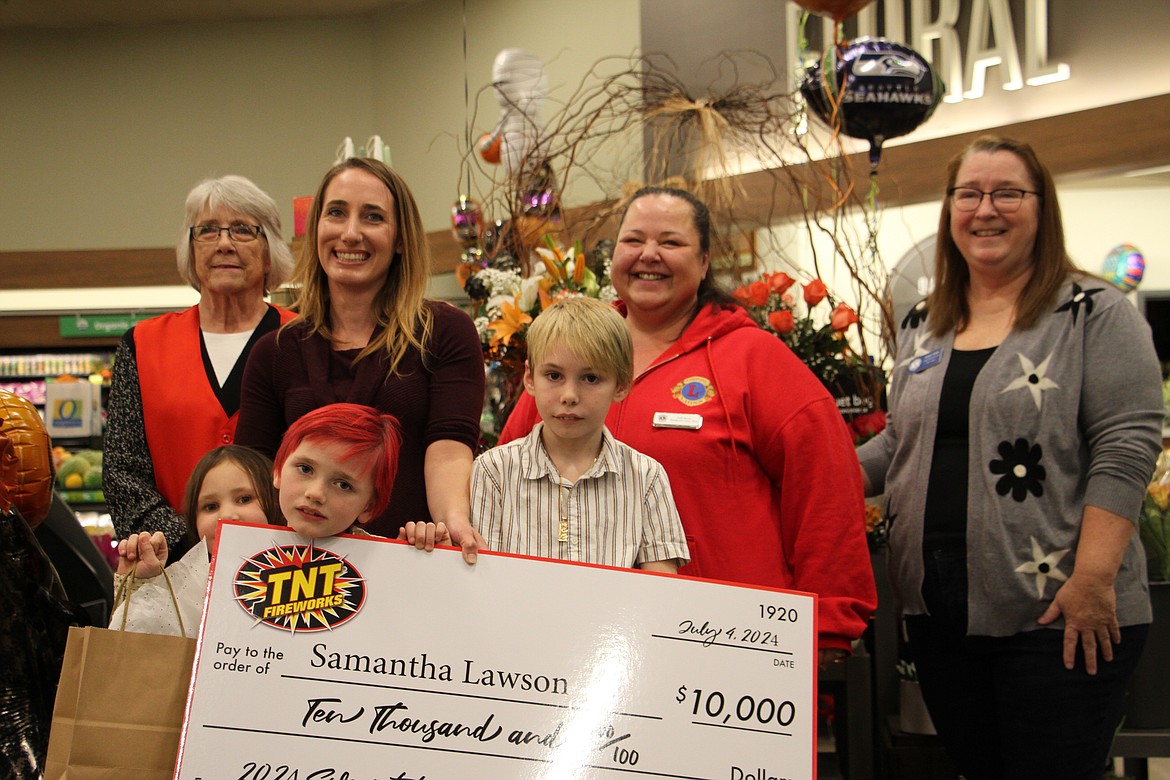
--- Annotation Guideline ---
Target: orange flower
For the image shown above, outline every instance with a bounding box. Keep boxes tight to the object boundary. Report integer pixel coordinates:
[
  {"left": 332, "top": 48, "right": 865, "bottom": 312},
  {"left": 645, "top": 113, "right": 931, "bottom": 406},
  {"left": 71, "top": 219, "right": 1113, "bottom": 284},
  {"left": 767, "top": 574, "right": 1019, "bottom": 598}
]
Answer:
[
  {"left": 768, "top": 310, "right": 796, "bottom": 335},
  {"left": 734, "top": 279, "right": 770, "bottom": 308},
  {"left": 803, "top": 279, "right": 828, "bottom": 306},
  {"left": 768, "top": 272, "right": 797, "bottom": 296},
  {"left": 830, "top": 302, "right": 859, "bottom": 331},
  {"left": 488, "top": 298, "right": 532, "bottom": 347},
  {"left": 572, "top": 240, "right": 586, "bottom": 285},
  {"left": 1149, "top": 482, "right": 1170, "bottom": 511},
  {"left": 537, "top": 235, "right": 567, "bottom": 283}
]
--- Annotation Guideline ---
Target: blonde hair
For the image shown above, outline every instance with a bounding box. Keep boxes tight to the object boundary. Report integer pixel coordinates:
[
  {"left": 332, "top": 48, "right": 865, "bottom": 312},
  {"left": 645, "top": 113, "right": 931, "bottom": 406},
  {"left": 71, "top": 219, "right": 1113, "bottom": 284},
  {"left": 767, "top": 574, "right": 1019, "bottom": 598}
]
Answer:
[
  {"left": 289, "top": 158, "right": 433, "bottom": 375},
  {"left": 176, "top": 175, "right": 294, "bottom": 294},
  {"left": 526, "top": 297, "right": 633, "bottom": 388}
]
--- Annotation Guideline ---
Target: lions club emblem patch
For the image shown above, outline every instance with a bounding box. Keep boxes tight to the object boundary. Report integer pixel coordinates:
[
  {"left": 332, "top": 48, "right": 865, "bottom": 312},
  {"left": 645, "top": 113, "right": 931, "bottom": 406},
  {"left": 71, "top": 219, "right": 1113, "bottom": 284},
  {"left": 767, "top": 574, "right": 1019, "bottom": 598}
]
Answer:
[{"left": 671, "top": 376, "right": 716, "bottom": 407}]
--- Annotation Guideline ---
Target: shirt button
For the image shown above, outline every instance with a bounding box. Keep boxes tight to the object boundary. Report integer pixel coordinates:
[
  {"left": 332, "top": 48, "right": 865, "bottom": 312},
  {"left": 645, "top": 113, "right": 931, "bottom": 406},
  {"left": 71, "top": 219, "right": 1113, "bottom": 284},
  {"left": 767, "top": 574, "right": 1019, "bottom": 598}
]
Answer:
[{"left": 222, "top": 434, "right": 231, "bottom": 443}]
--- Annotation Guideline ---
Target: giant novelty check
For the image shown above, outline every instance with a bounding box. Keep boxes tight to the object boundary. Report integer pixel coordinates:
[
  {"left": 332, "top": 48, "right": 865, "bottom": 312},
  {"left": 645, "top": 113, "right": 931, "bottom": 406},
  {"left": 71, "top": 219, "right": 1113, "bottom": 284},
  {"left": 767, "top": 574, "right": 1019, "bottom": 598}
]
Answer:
[{"left": 175, "top": 522, "right": 817, "bottom": 780}]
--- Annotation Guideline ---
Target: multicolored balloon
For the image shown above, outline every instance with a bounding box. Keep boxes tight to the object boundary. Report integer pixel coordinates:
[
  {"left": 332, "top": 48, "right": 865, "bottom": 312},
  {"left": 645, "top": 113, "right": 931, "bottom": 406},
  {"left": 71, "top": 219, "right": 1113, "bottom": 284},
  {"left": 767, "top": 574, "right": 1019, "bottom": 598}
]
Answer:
[
  {"left": 451, "top": 195, "right": 484, "bottom": 250},
  {"left": 1102, "top": 243, "right": 1145, "bottom": 292},
  {"left": 800, "top": 37, "right": 943, "bottom": 168}
]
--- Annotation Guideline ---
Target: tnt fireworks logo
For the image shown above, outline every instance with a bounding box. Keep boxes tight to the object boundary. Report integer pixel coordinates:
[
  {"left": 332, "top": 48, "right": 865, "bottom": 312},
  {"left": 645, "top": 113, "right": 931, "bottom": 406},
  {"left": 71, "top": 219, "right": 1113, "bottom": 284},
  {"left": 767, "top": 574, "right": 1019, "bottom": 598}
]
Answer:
[{"left": 234, "top": 543, "right": 366, "bottom": 632}]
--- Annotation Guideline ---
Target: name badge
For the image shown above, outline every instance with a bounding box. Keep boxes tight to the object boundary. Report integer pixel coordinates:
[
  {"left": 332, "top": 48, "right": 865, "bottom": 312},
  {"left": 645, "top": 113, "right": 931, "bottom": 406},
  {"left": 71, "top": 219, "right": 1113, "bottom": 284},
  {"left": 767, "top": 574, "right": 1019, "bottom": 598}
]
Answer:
[
  {"left": 653, "top": 412, "right": 703, "bottom": 430},
  {"left": 907, "top": 349, "right": 942, "bottom": 375}
]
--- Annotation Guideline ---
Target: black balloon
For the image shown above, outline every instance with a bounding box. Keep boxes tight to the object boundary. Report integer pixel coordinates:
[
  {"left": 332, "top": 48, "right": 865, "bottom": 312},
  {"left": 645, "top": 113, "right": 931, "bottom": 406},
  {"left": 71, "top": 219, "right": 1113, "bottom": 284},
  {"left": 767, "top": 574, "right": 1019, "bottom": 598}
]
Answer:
[{"left": 800, "top": 37, "right": 943, "bottom": 168}]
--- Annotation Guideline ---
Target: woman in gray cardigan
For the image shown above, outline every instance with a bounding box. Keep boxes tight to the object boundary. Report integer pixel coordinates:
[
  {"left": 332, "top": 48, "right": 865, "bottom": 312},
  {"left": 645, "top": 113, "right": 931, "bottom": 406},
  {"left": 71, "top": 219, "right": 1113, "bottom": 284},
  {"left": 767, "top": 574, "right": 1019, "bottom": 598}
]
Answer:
[{"left": 858, "top": 136, "right": 1162, "bottom": 780}]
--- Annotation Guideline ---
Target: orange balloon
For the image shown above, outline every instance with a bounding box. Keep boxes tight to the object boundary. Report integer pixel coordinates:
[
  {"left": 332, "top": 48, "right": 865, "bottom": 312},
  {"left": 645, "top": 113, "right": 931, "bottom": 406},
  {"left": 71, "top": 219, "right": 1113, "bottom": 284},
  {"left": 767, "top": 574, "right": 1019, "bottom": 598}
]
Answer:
[
  {"left": 0, "top": 432, "right": 15, "bottom": 518},
  {"left": 791, "top": 0, "right": 872, "bottom": 22},
  {"left": 477, "top": 132, "right": 502, "bottom": 164},
  {"left": 0, "top": 390, "right": 53, "bottom": 528}
]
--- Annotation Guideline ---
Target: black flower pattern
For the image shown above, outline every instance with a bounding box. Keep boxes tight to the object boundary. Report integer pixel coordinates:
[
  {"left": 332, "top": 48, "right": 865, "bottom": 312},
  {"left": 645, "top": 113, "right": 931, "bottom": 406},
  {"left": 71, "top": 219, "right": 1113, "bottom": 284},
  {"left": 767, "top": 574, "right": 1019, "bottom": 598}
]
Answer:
[
  {"left": 901, "top": 300, "right": 928, "bottom": 330},
  {"left": 989, "top": 438, "right": 1046, "bottom": 501},
  {"left": 1054, "top": 282, "right": 1104, "bottom": 324}
]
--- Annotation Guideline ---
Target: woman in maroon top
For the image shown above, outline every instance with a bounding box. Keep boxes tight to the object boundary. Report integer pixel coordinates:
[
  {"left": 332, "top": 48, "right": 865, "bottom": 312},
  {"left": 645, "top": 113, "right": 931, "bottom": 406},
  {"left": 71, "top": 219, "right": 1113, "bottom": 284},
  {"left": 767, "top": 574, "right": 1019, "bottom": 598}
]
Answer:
[{"left": 237, "top": 159, "right": 484, "bottom": 561}]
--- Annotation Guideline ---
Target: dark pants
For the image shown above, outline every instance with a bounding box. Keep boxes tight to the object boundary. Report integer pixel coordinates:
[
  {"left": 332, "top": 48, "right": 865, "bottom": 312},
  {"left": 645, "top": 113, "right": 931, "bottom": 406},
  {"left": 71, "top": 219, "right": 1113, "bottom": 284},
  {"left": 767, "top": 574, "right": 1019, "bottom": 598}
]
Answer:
[{"left": 905, "top": 549, "right": 1148, "bottom": 780}]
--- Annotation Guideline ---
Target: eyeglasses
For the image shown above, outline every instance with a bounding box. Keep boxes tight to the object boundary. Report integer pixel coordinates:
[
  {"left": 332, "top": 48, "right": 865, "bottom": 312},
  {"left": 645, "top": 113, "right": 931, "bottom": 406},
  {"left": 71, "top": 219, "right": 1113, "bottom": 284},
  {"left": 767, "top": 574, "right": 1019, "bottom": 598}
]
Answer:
[
  {"left": 190, "top": 224, "right": 263, "bottom": 243},
  {"left": 948, "top": 187, "right": 1040, "bottom": 213}
]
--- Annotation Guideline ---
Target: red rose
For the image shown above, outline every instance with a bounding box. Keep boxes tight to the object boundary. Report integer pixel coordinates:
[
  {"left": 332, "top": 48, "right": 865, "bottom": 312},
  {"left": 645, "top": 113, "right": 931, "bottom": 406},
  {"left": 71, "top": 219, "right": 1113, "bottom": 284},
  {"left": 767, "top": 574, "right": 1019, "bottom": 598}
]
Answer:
[
  {"left": 768, "top": 272, "right": 797, "bottom": 296},
  {"left": 850, "top": 410, "right": 887, "bottom": 439},
  {"left": 768, "top": 309, "right": 796, "bottom": 335},
  {"left": 830, "top": 302, "right": 859, "bottom": 331},
  {"left": 803, "top": 279, "right": 828, "bottom": 306},
  {"left": 734, "top": 279, "right": 770, "bottom": 308}
]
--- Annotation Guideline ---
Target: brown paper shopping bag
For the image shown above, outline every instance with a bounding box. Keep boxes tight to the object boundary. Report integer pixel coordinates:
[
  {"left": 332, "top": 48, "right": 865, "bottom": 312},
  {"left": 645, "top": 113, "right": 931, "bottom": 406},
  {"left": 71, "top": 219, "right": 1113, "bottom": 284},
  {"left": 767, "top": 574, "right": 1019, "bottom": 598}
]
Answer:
[{"left": 45, "top": 570, "right": 197, "bottom": 780}]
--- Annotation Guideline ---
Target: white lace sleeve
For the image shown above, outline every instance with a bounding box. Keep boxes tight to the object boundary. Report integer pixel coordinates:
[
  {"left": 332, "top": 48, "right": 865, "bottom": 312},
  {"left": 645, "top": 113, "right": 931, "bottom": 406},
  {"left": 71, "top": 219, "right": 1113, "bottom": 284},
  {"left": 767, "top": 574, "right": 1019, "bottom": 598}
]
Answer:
[{"left": 109, "top": 540, "right": 210, "bottom": 638}]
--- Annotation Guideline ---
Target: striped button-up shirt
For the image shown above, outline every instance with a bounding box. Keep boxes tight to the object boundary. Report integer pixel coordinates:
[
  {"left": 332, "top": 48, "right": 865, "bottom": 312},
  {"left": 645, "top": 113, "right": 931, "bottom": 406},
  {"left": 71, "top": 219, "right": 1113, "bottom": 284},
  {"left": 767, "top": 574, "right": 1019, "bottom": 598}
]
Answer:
[{"left": 471, "top": 423, "right": 689, "bottom": 568}]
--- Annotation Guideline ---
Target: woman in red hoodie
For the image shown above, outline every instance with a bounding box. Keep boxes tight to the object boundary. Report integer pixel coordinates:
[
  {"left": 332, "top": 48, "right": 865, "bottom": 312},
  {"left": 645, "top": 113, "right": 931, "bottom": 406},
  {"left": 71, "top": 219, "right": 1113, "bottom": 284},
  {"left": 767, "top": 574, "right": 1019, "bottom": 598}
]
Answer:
[{"left": 501, "top": 186, "right": 876, "bottom": 666}]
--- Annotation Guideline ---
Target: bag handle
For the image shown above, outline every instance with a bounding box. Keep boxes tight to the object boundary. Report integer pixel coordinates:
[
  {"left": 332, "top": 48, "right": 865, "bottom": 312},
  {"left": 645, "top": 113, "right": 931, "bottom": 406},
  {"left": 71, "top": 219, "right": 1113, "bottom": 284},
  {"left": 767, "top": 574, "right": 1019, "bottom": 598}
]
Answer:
[{"left": 116, "top": 566, "right": 186, "bottom": 637}]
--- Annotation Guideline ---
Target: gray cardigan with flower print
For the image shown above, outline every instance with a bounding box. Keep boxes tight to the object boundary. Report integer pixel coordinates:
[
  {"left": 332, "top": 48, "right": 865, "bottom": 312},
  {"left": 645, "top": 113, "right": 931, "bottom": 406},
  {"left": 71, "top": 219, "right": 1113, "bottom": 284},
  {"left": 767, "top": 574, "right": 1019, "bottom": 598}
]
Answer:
[{"left": 858, "top": 276, "right": 1161, "bottom": 636}]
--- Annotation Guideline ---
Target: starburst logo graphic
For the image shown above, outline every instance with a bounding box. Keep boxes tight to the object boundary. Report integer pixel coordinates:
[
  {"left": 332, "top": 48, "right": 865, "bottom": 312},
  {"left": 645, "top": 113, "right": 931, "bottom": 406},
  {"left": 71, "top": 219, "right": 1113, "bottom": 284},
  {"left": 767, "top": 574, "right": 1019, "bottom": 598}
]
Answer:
[{"left": 234, "top": 542, "right": 366, "bottom": 632}]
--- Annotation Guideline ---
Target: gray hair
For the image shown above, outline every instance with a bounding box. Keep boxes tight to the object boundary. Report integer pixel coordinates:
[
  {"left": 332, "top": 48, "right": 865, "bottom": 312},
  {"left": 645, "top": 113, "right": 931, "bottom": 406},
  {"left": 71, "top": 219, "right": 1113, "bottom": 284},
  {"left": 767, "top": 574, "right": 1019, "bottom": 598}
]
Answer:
[{"left": 175, "top": 175, "right": 295, "bottom": 294}]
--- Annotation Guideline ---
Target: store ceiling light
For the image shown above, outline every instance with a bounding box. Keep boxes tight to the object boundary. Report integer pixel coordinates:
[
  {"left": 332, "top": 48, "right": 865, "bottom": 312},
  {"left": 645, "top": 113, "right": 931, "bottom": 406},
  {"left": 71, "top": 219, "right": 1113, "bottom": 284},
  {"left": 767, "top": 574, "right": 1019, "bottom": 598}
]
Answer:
[
  {"left": 1124, "top": 165, "right": 1170, "bottom": 179},
  {"left": 0, "top": 286, "right": 200, "bottom": 315}
]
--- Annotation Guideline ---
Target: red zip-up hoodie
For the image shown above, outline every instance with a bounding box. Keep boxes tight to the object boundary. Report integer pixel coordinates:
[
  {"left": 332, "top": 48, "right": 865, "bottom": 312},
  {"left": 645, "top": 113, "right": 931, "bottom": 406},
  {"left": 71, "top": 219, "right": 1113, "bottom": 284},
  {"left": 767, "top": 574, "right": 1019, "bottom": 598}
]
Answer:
[{"left": 501, "top": 303, "right": 876, "bottom": 650}]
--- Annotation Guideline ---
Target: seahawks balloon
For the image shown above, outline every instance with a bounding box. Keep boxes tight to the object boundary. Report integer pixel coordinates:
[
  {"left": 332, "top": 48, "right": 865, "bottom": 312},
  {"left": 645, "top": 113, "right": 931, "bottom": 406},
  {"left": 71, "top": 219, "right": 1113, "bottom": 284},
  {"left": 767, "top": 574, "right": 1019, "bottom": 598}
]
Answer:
[{"left": 800, "top": 37, "right": 943, "bottom": 168}]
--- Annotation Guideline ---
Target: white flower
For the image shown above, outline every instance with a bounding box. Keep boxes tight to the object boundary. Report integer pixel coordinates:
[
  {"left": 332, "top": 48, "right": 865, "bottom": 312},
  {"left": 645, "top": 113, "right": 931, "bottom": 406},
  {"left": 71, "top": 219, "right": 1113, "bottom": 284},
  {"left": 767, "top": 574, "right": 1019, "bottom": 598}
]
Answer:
[
  {"left": 898, "top": 331, "right": 932, "bottom": 370},
  {"left": 477, "top": 268, "right": 522, "bottom": 297},
  {"left": 486, "top": 293, "right": 513, "bottom": 314},
  {"left": 1014, "top": 536, "right": 1069, "bottom": 598},
  {"left": 598, "top": 285, "right": 619, "bottom": 304},
  {"left": 473, "top": 316, "right": 491, "bottom": 344},
  {"left": 1002, "top": 352, "right": 1059, "bottom": 411},
  {"left": 518, "top": 273, "right": 544, "bottom": 312}
]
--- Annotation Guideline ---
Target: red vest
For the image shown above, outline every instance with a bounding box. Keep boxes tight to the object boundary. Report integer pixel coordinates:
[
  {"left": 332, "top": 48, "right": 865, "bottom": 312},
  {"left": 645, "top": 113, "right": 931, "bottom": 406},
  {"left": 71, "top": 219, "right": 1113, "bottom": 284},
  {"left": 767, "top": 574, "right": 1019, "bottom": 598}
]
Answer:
[{"left": 135, "top": 305, "right": 293, "bottom": 513}]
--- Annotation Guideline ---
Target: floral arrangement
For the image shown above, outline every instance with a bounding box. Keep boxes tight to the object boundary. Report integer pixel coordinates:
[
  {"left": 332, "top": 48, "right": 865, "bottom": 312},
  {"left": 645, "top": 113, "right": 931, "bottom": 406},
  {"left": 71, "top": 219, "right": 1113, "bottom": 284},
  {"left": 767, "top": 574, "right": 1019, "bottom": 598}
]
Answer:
[
  {"left": 463, "top": 236, "right": 615, "bottom": 443},
  {"left": 468, "top": 236, "right": 615, "bottom": 352},
  {"left": 731, "top": 270, "right": 886, "bottom": 445},
  {"left": 733, "top": 270, "right": 862, "bottom": 384},
  {"left": 1143, "top": 450, "right": 1170, "bottom": 582}
]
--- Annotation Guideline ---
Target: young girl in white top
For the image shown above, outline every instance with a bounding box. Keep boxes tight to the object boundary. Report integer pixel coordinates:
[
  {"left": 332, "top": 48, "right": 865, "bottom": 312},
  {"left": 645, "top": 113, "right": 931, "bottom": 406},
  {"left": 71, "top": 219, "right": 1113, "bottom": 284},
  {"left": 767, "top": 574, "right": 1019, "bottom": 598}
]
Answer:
[{"left": 111, "top": 445, "right": 283, "bottom": 636}]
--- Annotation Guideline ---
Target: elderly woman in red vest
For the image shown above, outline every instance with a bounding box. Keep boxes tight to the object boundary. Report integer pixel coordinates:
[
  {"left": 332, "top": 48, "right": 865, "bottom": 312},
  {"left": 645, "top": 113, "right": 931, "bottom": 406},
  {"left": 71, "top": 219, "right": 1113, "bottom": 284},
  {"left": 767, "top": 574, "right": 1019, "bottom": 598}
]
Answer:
[{"left": 104, "top": 175, "right": 296, "bottom": 555}]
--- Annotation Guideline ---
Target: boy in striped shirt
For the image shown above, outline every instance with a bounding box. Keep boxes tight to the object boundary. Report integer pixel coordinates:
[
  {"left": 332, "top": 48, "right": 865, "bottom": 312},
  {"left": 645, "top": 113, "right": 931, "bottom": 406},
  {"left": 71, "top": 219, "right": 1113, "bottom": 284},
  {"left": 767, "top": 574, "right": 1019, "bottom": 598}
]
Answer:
[{"left": 471, "top": 297, "right": 688, "bottom": 572}]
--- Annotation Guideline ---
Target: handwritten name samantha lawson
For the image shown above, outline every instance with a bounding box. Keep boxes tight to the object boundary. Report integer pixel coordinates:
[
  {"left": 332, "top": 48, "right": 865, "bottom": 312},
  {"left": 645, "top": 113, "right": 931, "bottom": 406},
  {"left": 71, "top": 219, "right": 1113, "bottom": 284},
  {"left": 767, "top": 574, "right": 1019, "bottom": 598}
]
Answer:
[{"left": 310, "top": 644, "right": 570, "bottom": 695}]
